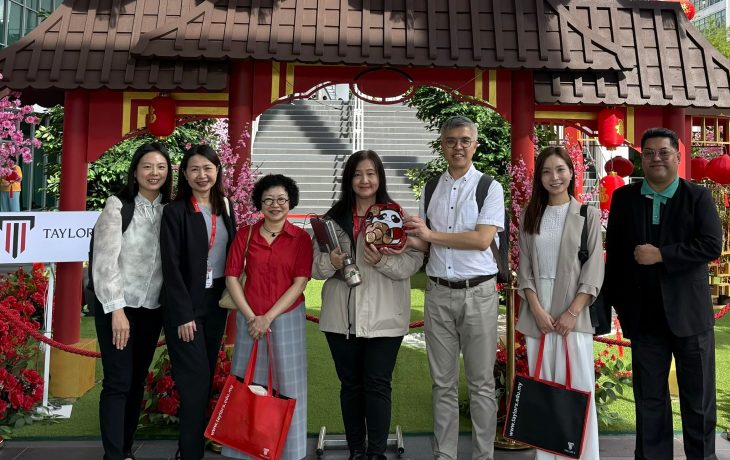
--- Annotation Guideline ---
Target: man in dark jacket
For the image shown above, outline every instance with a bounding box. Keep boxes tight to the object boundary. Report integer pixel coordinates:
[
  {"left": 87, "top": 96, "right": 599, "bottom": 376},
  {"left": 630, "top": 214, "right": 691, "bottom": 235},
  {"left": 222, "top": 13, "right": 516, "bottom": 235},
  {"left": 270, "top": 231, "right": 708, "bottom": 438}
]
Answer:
[{"left": 605, "top": 127, "right": 722, "bottom": 460}]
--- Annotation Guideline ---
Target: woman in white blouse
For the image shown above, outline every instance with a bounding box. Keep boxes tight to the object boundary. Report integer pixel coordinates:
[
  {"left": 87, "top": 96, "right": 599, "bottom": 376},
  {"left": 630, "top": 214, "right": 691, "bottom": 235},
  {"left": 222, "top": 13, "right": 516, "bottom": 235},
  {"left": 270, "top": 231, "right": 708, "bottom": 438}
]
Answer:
[
  {"left": 516, "top": 146, "right": 604, "bottom": 459},
  {"left": 92, "top": 143, "right": 173, "bottom": 460}
]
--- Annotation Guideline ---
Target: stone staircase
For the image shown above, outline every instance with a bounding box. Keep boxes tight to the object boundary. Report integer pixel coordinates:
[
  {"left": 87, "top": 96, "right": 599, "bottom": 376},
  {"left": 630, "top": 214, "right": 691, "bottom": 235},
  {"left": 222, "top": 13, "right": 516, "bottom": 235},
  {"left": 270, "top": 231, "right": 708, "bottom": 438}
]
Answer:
[
  {"left": 361, "top": 102, "right": 437, "bottom": 216},
  {"left": 251, "top": 98, "right": 437, "bottom": 219}
]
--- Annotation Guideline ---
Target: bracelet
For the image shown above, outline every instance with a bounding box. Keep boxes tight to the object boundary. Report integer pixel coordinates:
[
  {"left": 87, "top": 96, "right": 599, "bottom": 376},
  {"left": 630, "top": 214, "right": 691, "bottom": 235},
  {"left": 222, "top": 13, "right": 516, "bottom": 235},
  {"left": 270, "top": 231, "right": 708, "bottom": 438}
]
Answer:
[{"left": 567, "top": 309, "right": 578, "bottom": 318}]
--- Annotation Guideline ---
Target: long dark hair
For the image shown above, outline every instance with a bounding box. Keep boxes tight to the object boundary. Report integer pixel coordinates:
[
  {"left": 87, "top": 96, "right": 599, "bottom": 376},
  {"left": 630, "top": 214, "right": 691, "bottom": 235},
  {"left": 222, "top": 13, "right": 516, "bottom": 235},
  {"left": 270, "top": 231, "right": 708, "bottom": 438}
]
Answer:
[
  {"left": 176, "top": 144, "right": 226, "bottom": 214},
  {"left": 326, "top": 150, "right": 395, "bottom": 221},
  {"left": 326, "top": 150, "right": 394, "bottom": 240},
  {"left": 522, "top": 146, "right": 576, "bottom": 235},
  {"left": 118, "top": 142, "right": 173, "bottom": 203}
]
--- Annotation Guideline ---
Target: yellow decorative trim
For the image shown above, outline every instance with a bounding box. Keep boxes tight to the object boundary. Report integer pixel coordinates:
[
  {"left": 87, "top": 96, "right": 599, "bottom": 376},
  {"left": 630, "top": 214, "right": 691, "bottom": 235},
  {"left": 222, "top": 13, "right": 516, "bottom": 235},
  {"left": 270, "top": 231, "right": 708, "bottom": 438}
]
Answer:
[
  {"left": 171, "top": 93, "right": 229, "bottom": 101},
  {"left": 177, "top": 107, "right": 228, "bottom": 116},
  {"left": 122, "top": 91, "right": 230, "bottom": 135},
  {"left": 535, "top": 111, "right": 597, "bottom": 121},
  {"left": 137, "top": 106, "right": 149, "bottom": 130},
  {"left": 626, "top": 107, "right": 635, "bottom": 144},
  {"left": 474, "top": 69, "right": 483, "bottom": 100},
  {"left": 285, "top": 62, "right": 295, "bottom": 95},
  {"left": 271, "top": 61, "right": 281, "bottom": 103},
  {"left": 488, "top": 69, "right": 497, "bottom": 107}
]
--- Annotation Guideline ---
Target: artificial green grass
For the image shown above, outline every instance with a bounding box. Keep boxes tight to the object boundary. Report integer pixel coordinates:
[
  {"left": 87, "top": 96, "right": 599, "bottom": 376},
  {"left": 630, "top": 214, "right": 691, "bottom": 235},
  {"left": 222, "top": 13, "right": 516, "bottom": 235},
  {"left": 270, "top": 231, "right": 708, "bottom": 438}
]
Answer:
[{"left": 10, "top": 275, "right": 730, "bottom": 438}]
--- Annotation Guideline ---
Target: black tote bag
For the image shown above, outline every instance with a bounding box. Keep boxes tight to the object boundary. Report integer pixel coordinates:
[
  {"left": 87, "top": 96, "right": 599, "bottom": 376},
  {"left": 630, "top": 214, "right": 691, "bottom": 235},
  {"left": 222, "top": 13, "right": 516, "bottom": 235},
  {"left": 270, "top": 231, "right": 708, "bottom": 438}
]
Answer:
[{"left": 503, "top": 335, "right": 591, "bottom": 459}]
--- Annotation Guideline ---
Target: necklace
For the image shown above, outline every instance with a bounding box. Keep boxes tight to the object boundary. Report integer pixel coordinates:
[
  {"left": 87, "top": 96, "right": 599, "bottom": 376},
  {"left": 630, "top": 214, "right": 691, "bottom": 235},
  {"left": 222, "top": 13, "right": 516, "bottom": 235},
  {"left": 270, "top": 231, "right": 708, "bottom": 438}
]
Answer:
[{"left": 262, "top": 222, "right": 281, "bottom": 237}]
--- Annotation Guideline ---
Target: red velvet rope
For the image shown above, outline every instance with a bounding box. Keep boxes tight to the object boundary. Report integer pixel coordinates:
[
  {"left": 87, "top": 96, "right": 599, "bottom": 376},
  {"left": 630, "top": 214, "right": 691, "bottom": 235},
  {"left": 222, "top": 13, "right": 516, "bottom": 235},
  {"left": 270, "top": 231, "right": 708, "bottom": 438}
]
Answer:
[
  {"left": 2, "top": 302, "right": 728, "bottom": 359},
  {"left": 0, "top": 302, "right": 165, "bottom": 359}
]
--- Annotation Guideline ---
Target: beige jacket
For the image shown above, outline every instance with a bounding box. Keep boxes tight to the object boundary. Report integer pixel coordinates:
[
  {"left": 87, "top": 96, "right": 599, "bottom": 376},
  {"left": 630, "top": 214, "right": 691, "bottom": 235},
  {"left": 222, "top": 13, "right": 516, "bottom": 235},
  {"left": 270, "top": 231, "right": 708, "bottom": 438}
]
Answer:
[
  {"left": 312, "top": 219, "right": 423, "bottom": 338},
  {"left": 517, "top": 198, "right": 604, "bottom": 337}
]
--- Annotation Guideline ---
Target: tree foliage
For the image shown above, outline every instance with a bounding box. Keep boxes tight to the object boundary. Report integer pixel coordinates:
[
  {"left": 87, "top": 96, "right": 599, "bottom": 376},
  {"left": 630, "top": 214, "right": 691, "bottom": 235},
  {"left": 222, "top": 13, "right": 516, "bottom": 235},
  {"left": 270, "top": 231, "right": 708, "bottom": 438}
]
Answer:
[
  {"left": 702, "top": 26, "right": 730, "bottom": 59},
  {"left": 36, "top": 106, "right": 215, "bottom": 210},
  {"left": 405, "top": 87, "right": 556, "bottom": 198}
]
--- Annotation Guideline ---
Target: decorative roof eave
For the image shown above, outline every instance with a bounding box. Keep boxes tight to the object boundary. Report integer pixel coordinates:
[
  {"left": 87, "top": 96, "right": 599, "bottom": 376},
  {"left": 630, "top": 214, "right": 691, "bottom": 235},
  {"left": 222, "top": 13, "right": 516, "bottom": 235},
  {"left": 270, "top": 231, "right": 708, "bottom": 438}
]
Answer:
[
  {"left": 0, "top": 0, "right": 230, "bottom": 93},
  {"left": 131, "top": 0, "right": 632, "bottom": 72}
]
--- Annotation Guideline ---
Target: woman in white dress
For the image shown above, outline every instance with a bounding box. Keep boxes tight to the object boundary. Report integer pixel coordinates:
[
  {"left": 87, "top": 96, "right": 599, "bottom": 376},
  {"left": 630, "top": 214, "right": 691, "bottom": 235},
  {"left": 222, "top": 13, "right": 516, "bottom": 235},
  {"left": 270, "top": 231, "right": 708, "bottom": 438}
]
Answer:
[{"left": 516, "top": 146, "right": 604, "bottom": 459}]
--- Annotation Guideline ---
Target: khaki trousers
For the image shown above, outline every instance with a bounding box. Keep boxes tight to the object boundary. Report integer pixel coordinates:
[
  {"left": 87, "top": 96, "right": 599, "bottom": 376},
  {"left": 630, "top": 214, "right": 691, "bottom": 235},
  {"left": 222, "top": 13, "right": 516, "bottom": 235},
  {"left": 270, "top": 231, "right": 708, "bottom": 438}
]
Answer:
[{"left": 425, "top": 277, "right": 499, "bottom": 460}]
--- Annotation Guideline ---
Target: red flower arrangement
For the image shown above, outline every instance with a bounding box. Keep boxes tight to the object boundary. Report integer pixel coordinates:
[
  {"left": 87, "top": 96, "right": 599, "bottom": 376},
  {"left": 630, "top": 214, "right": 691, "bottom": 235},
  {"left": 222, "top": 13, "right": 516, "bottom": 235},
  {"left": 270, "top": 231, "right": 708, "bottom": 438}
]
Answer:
[
  {"left": 0, "top": 266, "right": 48, "bottom": 435},
  {"left": 141, "top": 346, "right": 232, "bottom": 426},
  {"left": 593, "top": 322, "right": 633, "bottom": 428},
  {"left": 494, "top": 333, "right": 529, "bottom": 418}
]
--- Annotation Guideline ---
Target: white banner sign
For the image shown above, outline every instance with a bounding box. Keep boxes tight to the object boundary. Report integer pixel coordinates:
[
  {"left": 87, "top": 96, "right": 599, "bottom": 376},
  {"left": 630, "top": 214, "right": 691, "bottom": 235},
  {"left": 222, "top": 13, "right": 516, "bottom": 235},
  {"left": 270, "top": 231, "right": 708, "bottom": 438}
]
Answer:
[{"left": 0, "top": 211, "right": 101, "bottom": 263}]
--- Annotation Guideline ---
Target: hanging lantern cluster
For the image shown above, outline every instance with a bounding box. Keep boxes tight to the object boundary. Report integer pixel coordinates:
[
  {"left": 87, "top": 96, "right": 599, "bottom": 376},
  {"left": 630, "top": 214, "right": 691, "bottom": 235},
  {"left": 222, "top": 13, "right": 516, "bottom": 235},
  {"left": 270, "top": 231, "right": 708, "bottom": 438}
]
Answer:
[
  {"left": 690, "top": 157, "right": 709, "bottom": 182},
  {"left": 599, "top": 172, "right": 625, "bottom": 211},
  {"left": 604, "top": 156, "right": 634, "bottom": 178},
  {"left": 597, "top": 108, "right": 625, "bottom": 150},
  {"left": 669, "top": 0, "right": 696, "bottom": 20},
  {"left": 706, "top": 155, "right": 730, "bottom": 185},
  {"left": 146, "top": 95, "right": 177, "bottom": 138}
]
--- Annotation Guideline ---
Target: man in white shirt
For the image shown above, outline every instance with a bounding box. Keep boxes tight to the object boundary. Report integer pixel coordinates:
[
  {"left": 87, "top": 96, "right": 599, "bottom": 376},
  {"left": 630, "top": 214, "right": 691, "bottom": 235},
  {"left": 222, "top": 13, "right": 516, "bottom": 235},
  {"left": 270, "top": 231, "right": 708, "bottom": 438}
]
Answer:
[{"left": 407, "top": 116, "right": 504, "bottom": 460}]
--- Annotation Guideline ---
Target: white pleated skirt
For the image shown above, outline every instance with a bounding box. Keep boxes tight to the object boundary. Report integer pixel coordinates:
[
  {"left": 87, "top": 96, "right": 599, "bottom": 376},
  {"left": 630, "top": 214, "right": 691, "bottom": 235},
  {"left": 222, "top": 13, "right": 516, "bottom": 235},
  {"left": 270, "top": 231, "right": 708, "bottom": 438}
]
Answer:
[{"left": 524, "top": 278, "right": 600, "bottom": 460}]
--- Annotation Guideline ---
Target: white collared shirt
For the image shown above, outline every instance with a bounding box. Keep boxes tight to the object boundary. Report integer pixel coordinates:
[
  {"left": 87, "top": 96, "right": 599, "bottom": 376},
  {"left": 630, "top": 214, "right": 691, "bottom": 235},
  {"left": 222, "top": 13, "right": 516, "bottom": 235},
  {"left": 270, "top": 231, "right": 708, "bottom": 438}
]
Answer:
[
  {"left": 419, "top": 165, "right": 505, "bottom": 280},
  {"left": 92, "top": 194, "right": 165, "bottom": 313}
]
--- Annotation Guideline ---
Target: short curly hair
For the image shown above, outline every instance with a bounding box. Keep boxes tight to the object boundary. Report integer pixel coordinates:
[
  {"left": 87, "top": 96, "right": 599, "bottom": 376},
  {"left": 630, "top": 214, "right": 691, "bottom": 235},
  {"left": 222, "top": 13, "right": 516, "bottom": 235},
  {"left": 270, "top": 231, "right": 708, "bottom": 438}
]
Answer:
[{"left": 251, "top": 174, "right": 300, "bottom": 211}]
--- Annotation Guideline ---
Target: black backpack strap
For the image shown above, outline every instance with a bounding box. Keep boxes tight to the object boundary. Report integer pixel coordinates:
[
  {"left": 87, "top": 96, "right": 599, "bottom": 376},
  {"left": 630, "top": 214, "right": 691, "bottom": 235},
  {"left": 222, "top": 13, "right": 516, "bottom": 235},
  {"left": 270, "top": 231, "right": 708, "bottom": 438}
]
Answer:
[
  {"left": 578, "top": 204, "right": 589, "bottom": 265},
  {"left": 475, "top": 174, "right": 507, "bottom": 278},
  {"left": 423, "top": 177, "right": 439, "bottom": 229},
  {"left": 475, "top": 174, "right": 492, "bottom": 213},
  {"left": 119, "top": 198, "right": 135, "bottom": 234}
]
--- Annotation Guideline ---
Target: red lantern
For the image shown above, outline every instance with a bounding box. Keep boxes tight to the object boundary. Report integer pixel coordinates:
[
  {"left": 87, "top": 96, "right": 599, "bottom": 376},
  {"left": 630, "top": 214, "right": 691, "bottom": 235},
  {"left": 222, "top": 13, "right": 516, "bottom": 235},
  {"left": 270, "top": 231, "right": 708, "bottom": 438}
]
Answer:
[
  {"left": 669, "top": 0, "right": 696, "bottom": 20},
  {"left": 597, "top": 108, "right": 625, "bottom": 150},
  {"left": 604, "top": 156, "right": 634, "bottom": 178},
  {"left": 690, "top": 157, "right": 709, "bottom": 182},
  {"left": 599, "top": 172, "right": 625, "bottom": 211},
  {"left": 146, "top": 95, "right": 177, "bottom": 138},
  {"left": 706, "top": 155, "right": 730, "bottom": 185}
]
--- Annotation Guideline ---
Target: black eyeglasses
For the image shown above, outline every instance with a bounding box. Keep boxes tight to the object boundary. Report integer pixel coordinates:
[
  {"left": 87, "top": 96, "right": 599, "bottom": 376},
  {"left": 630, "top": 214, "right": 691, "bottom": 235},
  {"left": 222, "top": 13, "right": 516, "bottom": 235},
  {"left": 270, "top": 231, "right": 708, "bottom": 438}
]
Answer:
[
  {"left": 443, "top": 137, "right": 476, "bottom": 149},
  {"left": 262, "top": 197, "right": 289, "bottom": 207},
  {"left": 642, "top": 149, "right": 676, "bottom": 160}
]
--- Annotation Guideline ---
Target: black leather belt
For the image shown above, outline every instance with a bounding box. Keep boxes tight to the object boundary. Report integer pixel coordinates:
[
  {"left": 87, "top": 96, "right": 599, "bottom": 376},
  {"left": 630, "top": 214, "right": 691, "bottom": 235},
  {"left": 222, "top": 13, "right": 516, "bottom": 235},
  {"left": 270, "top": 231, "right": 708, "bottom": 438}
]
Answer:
[{"left": 428, "top": 275, "right": 495, "bottom": 289}]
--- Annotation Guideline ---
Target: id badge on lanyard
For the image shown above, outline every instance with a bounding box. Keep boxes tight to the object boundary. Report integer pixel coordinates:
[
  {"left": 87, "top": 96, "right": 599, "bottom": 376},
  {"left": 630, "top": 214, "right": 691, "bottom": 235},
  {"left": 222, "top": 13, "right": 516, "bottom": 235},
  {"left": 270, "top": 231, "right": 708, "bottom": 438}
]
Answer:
[{"left": 191, "top": 197, "right": 217, "bottom": 288}]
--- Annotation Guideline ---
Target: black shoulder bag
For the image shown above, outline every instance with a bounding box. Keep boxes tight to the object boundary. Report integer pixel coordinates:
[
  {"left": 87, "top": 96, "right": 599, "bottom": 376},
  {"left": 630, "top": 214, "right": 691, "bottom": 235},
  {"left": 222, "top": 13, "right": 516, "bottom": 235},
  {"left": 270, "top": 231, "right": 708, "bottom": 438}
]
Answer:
[{"left": 579, "top": 205, "right": 612, "bottom": 335}]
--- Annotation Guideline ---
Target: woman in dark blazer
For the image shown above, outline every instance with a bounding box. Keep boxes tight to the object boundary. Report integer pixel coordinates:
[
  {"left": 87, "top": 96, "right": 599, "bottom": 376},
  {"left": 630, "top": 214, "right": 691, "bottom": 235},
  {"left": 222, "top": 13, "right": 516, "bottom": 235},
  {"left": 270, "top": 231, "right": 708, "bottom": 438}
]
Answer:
[{"left": 160, "top": 145, "right": 236, "bottom": 460}]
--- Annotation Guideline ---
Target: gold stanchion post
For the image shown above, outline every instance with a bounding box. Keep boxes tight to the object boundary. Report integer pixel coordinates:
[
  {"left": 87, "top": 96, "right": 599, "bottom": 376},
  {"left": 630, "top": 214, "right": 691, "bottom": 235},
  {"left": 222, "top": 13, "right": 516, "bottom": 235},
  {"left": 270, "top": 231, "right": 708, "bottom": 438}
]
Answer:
[{"left": 494, "top": 270, "right": 531, "bottom": 450}]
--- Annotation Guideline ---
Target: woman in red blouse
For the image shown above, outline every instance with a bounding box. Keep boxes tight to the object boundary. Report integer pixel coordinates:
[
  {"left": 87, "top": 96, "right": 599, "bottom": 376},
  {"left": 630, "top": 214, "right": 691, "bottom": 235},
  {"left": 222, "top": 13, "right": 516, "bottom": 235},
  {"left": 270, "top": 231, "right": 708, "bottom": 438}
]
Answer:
[{"left": 222, "top": 174, "right": 313, "bottom": 460}]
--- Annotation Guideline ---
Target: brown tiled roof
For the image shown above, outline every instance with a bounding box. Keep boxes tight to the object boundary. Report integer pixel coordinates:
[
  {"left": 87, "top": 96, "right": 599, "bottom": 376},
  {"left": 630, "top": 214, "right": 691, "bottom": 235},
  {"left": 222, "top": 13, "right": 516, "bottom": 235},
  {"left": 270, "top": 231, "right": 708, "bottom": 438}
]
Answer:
[
  {"left": 0, "top": 0, "right": 229, "bottom": 103},
  {"left": 132, "top": 0, "right": 632, "bottom": 71},
  {"left": 1, "top": 0, "right": 730, "bottom": 109},
  {"left": 533, "top": 4, "right": 730, "bottom": 108}
]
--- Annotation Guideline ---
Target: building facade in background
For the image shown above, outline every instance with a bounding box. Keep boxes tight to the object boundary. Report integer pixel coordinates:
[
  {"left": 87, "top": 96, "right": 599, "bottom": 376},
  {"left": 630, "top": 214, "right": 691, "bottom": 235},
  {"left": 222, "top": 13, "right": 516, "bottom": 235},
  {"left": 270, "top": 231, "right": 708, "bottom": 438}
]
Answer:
[
  {"left": 0, "top": 0, "right": 62, "bottom": 48},
  {"left": 692, "top": 0, "right": 729, "bottom": 31}
]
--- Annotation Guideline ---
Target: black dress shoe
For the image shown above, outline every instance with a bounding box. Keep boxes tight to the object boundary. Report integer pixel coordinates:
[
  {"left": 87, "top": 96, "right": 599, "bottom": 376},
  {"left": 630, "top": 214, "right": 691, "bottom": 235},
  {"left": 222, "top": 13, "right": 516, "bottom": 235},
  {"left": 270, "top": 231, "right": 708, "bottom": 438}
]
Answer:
[{"left": 348, "top": 449, "right": 367, "bottom": 460}]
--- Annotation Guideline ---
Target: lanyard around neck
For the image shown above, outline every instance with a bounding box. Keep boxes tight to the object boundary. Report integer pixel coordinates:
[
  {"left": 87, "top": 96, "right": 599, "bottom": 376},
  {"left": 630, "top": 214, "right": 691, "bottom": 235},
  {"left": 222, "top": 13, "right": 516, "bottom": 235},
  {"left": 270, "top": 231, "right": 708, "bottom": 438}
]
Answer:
[{"left": 191, "top": 196, "right": 217, "bottom": 251}]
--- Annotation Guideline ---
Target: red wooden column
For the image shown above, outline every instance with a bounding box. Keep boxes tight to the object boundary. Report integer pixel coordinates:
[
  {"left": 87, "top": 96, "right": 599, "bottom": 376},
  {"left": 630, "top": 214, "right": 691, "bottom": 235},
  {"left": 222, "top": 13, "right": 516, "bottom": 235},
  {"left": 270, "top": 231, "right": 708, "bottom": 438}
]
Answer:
[
  {"left": 511, "top": 70, "right": 535, "bottom": 176},
  {"left": 229, "top": 60, "right": 255, "bottom": 163},
  {"left": 663, "top": 107, "right": 688, "bottom": 178},
  {"left": 224, "top": 60, "right": 256, "bottom": 344},
  {"left": 55, "top": 89, "right": 90, "bottom": 344}
]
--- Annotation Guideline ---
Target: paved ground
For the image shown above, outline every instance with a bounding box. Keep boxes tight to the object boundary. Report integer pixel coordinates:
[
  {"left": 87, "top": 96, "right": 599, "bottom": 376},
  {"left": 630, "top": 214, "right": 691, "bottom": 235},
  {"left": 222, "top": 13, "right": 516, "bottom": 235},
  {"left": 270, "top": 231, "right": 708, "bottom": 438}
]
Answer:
[{"left": 1, "top": 434, "right": 729, "bottom": 459}]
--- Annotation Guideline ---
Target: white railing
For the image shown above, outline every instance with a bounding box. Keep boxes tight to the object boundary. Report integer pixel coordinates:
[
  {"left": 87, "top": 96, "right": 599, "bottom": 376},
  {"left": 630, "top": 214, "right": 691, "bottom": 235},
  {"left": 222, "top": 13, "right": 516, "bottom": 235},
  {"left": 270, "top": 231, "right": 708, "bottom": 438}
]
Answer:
[
  {"left": 251, "top": 115, "right": 260, "bottom": 145},
  {"left": 352, "top": 96, "right": 364, "bottom": 153}
]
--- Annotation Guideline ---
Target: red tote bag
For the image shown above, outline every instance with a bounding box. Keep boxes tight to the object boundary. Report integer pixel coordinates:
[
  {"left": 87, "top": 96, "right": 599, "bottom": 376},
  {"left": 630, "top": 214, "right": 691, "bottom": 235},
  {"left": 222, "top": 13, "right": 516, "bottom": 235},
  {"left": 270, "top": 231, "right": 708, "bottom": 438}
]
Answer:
[
  {"left": 205, "top": 334, "right": 296, "bottom": 460},
  {"left": 503, "top": 335, "right": 591, "bottom": 458}
]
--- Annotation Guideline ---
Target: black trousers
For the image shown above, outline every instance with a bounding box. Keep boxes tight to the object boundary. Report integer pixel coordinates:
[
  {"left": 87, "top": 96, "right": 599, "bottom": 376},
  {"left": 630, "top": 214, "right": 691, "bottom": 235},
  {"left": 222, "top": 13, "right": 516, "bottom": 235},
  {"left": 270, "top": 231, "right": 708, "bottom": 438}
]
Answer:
[
  {"left": 631, "top": 328, "right": 717, "bottom": 460},
  {"left": 164, "top": 279, "right": 228, "bottom": 460},
  {"left": 325, "top": 332, "right": 403, "bottom": 456},
  {"left": 95, "top": 300, "right": 163, "bottom": 460}
]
